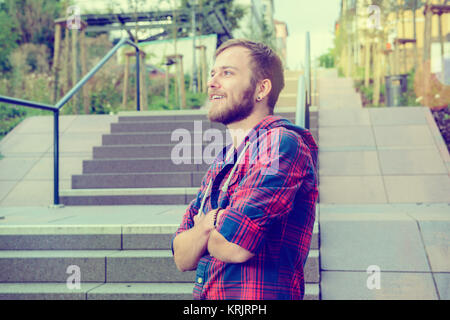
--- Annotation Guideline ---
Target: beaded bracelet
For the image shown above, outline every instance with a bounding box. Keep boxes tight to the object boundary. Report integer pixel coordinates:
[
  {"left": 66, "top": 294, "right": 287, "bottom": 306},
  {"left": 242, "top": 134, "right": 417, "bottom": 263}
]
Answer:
[{"left": 214, "top": 209, "right": 222, "bottom": 227}]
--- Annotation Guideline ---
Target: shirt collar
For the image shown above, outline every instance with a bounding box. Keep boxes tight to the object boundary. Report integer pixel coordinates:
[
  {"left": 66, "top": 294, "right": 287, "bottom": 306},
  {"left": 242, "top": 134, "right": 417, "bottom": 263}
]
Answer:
[{"left": 212, "top": 115, "right": 285, "bottom": 168}]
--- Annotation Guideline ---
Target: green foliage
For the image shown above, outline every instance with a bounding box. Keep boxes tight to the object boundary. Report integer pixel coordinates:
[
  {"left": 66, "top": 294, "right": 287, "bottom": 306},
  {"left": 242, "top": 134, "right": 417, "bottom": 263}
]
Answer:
[
  {"left": 318, "top": 49, "right": 335, "bottom": 69},
  {"left": 89, "top": 84, "right": 122, "bottom": 114},
  {"left": 148, "top": 95, "right": 172, "bottom": 110},
  {"left": 259, "top": 15, "right": 276, "bottom": 50},
  {"left": 2, "top": 0, "right": 62, "bottom": 51},
  {"left": 0, "top": 10, "right": 20, "bottom": 72},
  {"left": 186, "top": 91, "right": 207, "bottom": 108},
  {"left": 404, "top": 69, "right": 421, "bottom": 107},
  {"left": 0, "top": 103, "right": 52, "bottom": 139},
  {"left": 147, "top": 75, "right": 207, "bottom": 110},
  {"left": 0, "top": 104, "right": 26, "bottom": 138},
  {"left": 361, "top": 85, "right": 374, "bottom": 105}
]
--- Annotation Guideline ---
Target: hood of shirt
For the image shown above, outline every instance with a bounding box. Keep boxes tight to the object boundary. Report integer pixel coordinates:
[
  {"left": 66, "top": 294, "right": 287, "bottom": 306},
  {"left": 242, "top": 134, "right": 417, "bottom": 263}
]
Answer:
[{"left": 242, "top": 115, "right": 318, "bottom": 171}]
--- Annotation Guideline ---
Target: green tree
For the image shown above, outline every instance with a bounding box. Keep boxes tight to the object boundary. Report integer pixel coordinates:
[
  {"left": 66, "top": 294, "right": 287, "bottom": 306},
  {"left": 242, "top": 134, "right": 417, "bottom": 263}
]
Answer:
[
  {"left": 259, "top": 15, "right": 276, "bottom": 49},
  {"left": 0, "top": 6, "right": 20, "bottom": 73},
  {"left": 318, "top": 48, "right": 335, "bottom": 69},
  {"left": 180, "top": 0, "right": 245, "bottom": 33},
  {"left": 2, "top": 0, "right": 63, "bottom": 65}
]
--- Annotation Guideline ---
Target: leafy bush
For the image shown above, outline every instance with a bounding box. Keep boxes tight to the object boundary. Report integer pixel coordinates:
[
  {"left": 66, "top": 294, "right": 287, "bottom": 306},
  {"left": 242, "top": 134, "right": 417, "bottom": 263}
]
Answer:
[
  {"left": 186, "top": 91, "right": 207, "bottom": 109},
  {"left": 318, "top": 49, "right": 335, "bottom": 69},
  {"left": 148, "top": 96, "right": 172, "bottom": 110},
  {"left": 89, "top": 84, "right": 121, "bottom": 114},
  {"left": 404, "top": 69, "right": 421, "bottom": 107},
  {"left": 0, "top": 104, "right": 27, "bottom": 137}
]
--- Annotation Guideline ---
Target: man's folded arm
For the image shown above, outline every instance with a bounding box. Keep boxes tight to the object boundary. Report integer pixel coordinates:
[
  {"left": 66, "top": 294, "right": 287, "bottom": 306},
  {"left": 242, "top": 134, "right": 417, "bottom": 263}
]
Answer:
[
  {"left": 173, "top": 223, "right": 210, "bottom": 272},
  {"left": 208, "top": 131, "right": 315, "bottom": 262},
  {"left": 207, "top": 221, "right": 255, "bottom": 263}
]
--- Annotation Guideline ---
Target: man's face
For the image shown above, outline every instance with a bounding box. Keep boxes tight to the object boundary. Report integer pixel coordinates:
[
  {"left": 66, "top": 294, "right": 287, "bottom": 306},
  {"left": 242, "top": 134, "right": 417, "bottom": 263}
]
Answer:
[{"left": 207, "top": 46, "right": 257, "bottom": 125}]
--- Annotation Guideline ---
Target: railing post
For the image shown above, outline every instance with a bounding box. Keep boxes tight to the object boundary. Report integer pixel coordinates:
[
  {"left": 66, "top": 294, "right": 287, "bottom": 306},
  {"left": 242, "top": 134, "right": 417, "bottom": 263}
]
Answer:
[
  {"left": 305, "top": 31, "right": 311, "bottom": 107},
  {"left": 136, "top": 49, "right": 141, "bottom": 111},
  {"left": 305, "top": 97, "right": 310, "bottom": 130},
  {"left": 53, "top": 110, "right": 60, "bottom": 206},
  {"left": 296, "top": 75, "right": 306, "bottom": 128}
]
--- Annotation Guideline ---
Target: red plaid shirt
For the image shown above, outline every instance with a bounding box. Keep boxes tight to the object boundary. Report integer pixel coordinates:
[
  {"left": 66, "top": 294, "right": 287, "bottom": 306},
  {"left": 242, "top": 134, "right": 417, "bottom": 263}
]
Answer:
[{"left": 173, "top": 115, "right": 318, "bottom": 300}]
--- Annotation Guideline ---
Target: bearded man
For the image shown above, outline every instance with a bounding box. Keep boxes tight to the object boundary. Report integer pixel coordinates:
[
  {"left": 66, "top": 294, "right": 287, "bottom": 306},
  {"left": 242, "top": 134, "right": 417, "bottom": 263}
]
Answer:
[{"left": 172, "top": 39, "right": 318, "bottom": 300}]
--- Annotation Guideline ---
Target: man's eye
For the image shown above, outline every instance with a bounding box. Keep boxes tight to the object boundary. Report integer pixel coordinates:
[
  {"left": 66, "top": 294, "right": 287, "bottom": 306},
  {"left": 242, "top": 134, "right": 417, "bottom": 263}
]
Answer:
[{"left": 224, "top": 71, "right": 232, "bottom": 76}]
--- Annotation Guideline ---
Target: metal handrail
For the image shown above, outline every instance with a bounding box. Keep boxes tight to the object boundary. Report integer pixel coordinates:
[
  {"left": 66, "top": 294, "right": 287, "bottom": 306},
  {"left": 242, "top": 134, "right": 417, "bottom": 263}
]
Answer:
[
  {"left": 295, "top": 31, "right": 311, "bottom": 130},
  {"left": 0, "top": 37, "right": 142, "bottom": 206}
]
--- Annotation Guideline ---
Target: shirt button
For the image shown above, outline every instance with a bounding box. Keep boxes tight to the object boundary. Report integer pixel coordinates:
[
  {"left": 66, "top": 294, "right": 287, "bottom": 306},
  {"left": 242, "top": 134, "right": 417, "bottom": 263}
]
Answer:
[{"left": 197, "top": 277, "right": 203, "bottom": 284}]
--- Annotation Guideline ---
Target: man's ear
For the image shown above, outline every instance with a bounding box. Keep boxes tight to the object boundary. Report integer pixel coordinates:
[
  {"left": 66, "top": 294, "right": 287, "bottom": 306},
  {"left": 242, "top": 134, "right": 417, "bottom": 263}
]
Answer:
[{"left": 256, "top": 79, "right": 272, "bottom": 102}]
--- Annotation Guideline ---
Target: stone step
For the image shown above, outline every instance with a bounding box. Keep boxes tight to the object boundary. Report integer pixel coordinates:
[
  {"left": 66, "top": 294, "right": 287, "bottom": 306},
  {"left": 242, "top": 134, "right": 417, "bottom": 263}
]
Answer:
[
  {"left": 102, "top": 132, "right": 206, "bottom": 146},
  {"left": 280, "top": 77, "right": 299, "bottom": 95},
  {"left": 111, "top": 116, "right": 300, "bottom": 135},
  {"left": 71, "top": 172, "right": 205, "bottom": 189},
  {"left": 304, "top": 249, "right": 320, "bottom": 283},
  {"left": 83, "top": 158, "right": 210, "bottom": 174},
  {"left": 93, "top": 144, "right": 226, "bottom": 160},
  {"left": 0, "top": 282, "right": 319, "bottom": 300},
  {"left": 0, "top": 223, "right": 319, "bottom": 250},
  {"left": 110, "top": 118, "right": 299, "bottom": 136},
  {"left": 60, "top": 188, "right": 193, "bottom": 205},
  {"left": 86, "top": 282, "right": 193, "bottom": 300},
  {"left": 118, "top": 108, "right": 295, "bottom": 122},
  {"left": 0, "top": 224, "right": 185, "bottom": 250},
  {"left": 111, "top": 120, "right": 225, "bottom": 134},
  {"left": 119, "top": 114, "right": 209, "bottom": 122},
  {"left": 101, "top": 115, "right": 306, "bottom": 146},
  {"left": 0, "top": 250, "right": 193, "bottom": 283},
  {"left": 277, "top": 94, "right": 297, "bottom": 107},
  {"left": 284, "top": 70, "right": 304, "bottom": 78},
  {"left": 118, "top": 112, "right": 296, "bottom": 123},
  {"left": 0, "top": 249, "right": 319, "bottom": 284}
]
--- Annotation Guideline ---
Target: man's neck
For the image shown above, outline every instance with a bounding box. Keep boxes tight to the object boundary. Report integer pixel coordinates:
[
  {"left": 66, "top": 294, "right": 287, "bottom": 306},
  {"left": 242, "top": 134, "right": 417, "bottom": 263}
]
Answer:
[{"left": 226, "top": 108, "right": 271, "bottom": 149}]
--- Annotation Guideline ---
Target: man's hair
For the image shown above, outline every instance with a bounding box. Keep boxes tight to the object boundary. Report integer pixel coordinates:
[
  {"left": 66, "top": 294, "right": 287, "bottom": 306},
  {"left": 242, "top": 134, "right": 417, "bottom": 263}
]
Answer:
[{"left": 215, "top": 39, "right": 285, "bottom": 113}]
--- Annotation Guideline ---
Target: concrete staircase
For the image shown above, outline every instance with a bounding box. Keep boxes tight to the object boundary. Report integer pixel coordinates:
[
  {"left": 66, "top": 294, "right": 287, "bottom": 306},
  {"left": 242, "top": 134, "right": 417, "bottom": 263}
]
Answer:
[
  {"left": 60, "top": 113, "right": 224, "bottom": 205},
  {"left": 0, "top": 220, "right": 320, "bottom": 299},
  {"left": 60, "top": 110, "right": 301, "bottom": 206},
  {"left": 0, "top": 224, "right": 193, "bottom": 299}
]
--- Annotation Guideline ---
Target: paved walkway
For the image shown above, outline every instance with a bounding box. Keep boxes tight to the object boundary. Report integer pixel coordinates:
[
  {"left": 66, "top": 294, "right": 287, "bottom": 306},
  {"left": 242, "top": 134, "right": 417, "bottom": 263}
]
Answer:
[{"left": 317, "top": 69, "right": 450, "bottom": 299}]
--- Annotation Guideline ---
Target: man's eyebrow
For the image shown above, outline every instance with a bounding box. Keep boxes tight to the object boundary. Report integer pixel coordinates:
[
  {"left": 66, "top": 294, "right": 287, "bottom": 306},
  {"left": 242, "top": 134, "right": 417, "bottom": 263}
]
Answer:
[{"left": 211, "top": 66, "right": 239, "bottom": 73}]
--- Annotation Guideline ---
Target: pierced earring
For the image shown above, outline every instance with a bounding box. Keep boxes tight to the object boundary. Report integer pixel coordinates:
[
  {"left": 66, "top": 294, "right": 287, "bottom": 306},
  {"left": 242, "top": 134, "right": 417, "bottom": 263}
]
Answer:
[{"left": 257, "top": 96, "right": 261, "bottom": 101}]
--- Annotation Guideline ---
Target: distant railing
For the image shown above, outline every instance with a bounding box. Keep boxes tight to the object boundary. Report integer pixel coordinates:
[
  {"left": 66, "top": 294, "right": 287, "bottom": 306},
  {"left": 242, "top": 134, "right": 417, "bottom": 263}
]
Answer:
[
  {"left": 296, "top": 31, "right": 311, "bottom": 129},
  {"left": 0, "top": 38, "right": 142, "bottom": 206}
]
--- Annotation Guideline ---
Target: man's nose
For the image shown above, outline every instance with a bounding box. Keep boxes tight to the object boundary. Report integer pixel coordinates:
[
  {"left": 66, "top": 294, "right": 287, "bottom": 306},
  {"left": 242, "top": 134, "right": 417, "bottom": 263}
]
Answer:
[{"left": 207, "top": 75, "right": 220, "bottom": 89}]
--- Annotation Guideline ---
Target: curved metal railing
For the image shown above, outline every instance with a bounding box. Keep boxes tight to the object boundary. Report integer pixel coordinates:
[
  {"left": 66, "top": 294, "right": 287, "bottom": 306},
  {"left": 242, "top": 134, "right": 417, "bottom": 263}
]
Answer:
[{"left": 0, "top": 37, "right": 142, "bottom": 206}]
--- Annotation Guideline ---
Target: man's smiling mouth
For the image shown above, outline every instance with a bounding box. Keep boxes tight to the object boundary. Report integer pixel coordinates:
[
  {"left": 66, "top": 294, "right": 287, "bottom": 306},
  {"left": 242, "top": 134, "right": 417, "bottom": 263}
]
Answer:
[{"left": 210, "top": 95, "right": 225, "bottom": 100}]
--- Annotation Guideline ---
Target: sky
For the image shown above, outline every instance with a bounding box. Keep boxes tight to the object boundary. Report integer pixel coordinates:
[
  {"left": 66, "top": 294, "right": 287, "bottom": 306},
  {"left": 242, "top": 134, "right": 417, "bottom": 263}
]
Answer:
[{"left": 273, "top": 0, "right": 341, "bottom": 70}]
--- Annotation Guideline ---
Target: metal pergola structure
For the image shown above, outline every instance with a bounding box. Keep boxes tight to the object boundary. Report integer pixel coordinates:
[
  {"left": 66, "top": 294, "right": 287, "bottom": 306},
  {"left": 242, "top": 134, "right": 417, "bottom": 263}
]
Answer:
[{"left": 81, "top": 4, "right": 233, "bottom": 45}]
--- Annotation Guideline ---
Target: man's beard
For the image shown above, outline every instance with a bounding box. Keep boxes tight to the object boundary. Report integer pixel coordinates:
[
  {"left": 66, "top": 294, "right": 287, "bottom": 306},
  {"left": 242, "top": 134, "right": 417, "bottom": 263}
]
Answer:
[{"left": 207, "top": 85, "right": 256, "bottom": 126}]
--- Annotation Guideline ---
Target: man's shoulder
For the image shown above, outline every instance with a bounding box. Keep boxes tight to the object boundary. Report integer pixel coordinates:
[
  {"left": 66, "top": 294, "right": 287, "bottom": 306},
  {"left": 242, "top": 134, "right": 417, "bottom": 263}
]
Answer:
[
  {"left": 256, "top": 123, "right": 309, "bottom": 150},
  {"left": 253, "top": 121, "right": 318, "bottom": 170}
]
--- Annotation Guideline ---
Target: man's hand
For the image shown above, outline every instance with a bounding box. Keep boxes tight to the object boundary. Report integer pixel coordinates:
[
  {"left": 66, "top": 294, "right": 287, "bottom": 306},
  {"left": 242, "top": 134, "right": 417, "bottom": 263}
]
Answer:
[
  {"left": 194, "top": 209, "right": 218, "bottom": 233},
  {"left": 173, "top": 208, "right": 219, "bottom": 272}
]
